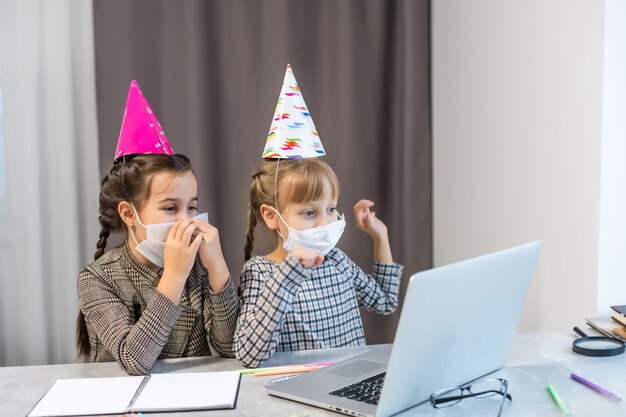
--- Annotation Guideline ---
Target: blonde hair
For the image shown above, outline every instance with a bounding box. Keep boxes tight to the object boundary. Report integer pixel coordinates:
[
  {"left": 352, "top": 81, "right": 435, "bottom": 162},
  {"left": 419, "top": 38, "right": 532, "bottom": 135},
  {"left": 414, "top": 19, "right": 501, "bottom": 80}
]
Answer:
[{"left": 245, "top": 158, "right": 339, "bottom": 261}]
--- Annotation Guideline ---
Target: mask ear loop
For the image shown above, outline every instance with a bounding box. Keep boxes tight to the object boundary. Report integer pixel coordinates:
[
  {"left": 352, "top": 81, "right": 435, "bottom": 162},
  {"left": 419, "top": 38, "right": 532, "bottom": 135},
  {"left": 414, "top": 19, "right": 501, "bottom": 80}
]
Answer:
[
  {"left": 128, "top": 204, "right": 146, "bottom": 247},
  {"left": 128, "top": 225, "right": 141, "bottom": 247}
]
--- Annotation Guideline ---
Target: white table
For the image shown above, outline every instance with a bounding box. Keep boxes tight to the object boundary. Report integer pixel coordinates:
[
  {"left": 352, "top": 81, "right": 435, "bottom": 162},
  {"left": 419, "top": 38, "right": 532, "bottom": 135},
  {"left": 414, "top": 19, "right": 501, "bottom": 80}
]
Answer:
[{"left": 1, "top": 331, "right": 624, "bottom": 417}]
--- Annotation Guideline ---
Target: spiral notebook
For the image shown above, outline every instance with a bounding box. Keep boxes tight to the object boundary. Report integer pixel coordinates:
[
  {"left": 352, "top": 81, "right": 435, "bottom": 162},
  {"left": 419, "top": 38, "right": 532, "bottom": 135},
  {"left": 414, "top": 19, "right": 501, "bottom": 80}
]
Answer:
[{"left": 28, "top": 371, "right": 241, "bottom": 416}]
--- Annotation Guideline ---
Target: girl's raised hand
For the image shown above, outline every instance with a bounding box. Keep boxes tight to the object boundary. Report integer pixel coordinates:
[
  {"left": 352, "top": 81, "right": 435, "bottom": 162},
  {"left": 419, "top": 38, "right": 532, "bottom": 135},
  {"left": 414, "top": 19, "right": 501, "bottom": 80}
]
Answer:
[
  {"left": 353, "top": 199, "right": 388, "bottom": 240},
  {"left": 163, "top": 219, "right": 203, "bottom": 281},
  {"left": 292, "top": 245, "right": 325, "bottom": 269}
]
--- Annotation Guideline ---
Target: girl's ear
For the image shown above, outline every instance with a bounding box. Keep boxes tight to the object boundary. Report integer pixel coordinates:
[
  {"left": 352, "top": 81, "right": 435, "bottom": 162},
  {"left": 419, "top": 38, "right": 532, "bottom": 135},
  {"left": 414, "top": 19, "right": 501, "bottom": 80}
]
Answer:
[
  {"left": 259, "top": 204, "right": 279, "bottom": 230},
  {"left": 118, "top": 201, "right": 136, "bottom": 228}
]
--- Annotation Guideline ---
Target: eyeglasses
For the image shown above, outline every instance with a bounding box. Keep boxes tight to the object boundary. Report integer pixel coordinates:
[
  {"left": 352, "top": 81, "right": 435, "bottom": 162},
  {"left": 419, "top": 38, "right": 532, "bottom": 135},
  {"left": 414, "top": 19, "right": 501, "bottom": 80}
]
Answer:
[{"left": 429, "top": 378, "right": 512, "bottom": 417}]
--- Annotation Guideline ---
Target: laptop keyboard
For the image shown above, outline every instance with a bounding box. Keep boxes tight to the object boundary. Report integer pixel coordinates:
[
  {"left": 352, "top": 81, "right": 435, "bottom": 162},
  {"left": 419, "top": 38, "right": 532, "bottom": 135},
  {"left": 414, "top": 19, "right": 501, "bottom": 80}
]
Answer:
[{"left": 329, "top": 372, "right": 386, "bottom": 405}]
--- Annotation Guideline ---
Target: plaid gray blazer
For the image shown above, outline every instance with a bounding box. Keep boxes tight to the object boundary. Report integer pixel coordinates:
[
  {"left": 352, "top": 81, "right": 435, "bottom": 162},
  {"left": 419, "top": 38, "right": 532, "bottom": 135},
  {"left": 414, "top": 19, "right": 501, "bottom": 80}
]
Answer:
[
  {"left": 78, "top": 243, "right": 240, "bottom": 375},
  {"left": 234, "top": 247, "right": 403, "bottom": 368}
]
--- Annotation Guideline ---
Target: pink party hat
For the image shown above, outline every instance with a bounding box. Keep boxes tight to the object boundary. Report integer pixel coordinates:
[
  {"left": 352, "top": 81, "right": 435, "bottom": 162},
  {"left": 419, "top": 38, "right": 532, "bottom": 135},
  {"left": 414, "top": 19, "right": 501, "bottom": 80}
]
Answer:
[
  {"left": 262, "top": 65, "right": 326, "bottom": 159},
  {"left": 114, "top": 80, "right": 174, "bottom": 161}
]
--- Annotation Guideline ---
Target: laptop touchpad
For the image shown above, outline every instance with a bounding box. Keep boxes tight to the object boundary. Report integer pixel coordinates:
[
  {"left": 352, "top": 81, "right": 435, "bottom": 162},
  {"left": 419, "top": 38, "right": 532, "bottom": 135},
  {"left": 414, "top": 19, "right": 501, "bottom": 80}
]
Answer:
[{"left": 328, "top": 359, "right": 385, "bottom": 378}]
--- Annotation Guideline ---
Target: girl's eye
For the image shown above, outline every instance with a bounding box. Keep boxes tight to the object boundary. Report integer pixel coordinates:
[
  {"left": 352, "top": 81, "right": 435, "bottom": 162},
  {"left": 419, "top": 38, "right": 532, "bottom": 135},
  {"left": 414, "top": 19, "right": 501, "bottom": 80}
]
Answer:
[
  {"left": 188, "top": 206, "right": 198, "bottom": 212},
  {"left": 328, "top": 207, "right": 337, "bottom": 214},
  {"left": 303, "top": 209, "right": 315, "bottom": 217},
  {"left": 164, "top": 206, "right": 176, "bottom": 213}
]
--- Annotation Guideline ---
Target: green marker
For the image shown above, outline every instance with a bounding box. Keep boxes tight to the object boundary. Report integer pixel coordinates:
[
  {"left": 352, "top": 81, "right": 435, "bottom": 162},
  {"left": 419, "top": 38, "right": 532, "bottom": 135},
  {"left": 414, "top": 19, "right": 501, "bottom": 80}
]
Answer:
[{"left": 547, "top": 384, "right": 571, "bottom": 415}]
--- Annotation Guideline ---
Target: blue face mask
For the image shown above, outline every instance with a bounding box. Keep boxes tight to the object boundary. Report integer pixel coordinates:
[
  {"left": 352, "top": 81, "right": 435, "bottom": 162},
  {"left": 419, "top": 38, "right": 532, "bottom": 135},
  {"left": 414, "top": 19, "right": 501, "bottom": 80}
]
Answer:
[{"left": 269, "top": 206, "right": 346, "bottom": 255}]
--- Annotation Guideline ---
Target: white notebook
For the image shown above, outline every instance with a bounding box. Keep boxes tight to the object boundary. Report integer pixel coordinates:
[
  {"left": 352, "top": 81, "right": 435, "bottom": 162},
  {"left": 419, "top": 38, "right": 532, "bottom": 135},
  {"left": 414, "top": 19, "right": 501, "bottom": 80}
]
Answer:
[{"left": 28, "top": 371, "right": 241, "bottom": 416}]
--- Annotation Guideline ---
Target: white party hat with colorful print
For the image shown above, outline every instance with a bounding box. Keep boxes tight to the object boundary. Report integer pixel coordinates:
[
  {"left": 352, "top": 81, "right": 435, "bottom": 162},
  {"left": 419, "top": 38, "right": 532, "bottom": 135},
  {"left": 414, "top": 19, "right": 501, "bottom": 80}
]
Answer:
[{"left": 262, "top": 65, "right": 326, "bottom": 159}]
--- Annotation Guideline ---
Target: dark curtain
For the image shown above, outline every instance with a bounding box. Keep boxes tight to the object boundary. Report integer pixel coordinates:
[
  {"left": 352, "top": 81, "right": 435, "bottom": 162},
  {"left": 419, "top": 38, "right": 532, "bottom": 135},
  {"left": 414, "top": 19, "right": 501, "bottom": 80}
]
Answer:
[{"left": 93, "top": 0, "right": 431, "bottom": 344}]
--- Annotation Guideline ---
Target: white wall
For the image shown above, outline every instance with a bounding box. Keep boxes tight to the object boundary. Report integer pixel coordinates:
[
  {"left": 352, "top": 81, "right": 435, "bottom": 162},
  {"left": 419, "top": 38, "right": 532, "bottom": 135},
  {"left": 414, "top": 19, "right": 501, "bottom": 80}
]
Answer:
[
  {"left": 432, "top": 0, "right": 605, "bottom": 331},
  {"left": 597, "top": 0, "right": 626, "bottom": 314},
  {"left": 0, "top": 0, "right": 100, "bottom": 365}
]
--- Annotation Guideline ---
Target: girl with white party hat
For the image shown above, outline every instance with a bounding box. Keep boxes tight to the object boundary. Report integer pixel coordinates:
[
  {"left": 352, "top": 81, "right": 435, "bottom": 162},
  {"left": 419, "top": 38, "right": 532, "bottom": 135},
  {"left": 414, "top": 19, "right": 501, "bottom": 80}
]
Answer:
[
  {"left": 234, "top": 65, "right": 404, "bottom": 368},
  {"left": 76, "top": 81, "right": 239, "bottom": 375}
]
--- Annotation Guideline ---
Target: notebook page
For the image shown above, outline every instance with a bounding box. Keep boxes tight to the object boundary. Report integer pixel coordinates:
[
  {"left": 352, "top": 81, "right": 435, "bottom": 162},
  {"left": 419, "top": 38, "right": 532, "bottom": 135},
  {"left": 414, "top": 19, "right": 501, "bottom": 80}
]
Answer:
[
  {"left": 131, "top": 371, "right": 241, "bottom": 412},
  {"left": 28, "top": 376, "right": 144, "bottom": 417}
]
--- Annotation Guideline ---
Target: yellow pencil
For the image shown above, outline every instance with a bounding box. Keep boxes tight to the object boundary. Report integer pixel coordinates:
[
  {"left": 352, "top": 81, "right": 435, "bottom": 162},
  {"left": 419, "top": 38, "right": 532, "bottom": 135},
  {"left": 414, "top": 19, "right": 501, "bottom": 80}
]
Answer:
[
  {"left": 253, "top": 365, "right": 326, "bottom": 377},
  {"left": 240, "top": 361, "right": 335, "bottom": 375}
]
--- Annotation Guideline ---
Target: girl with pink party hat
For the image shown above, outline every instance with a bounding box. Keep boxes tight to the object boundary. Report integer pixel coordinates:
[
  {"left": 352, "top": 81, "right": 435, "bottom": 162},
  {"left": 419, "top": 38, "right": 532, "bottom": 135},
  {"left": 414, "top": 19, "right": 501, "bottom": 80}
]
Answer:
[
  {"left": 75, "top": 81, "right": 239, "bottom": 375},
  {"left": 234, "top": 66, "right": 404, "bottom": 368}
]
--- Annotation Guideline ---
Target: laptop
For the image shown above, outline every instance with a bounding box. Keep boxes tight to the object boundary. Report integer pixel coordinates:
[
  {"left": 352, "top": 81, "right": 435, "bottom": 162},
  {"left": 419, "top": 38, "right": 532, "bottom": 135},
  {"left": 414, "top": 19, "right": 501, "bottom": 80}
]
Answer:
[{"left": 266, "top": 241, "right": 541, "bottom": 417}]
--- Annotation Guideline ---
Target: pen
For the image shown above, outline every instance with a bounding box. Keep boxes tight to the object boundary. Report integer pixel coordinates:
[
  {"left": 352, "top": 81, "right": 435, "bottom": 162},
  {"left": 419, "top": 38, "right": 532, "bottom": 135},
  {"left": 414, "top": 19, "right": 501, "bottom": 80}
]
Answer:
[
  {"left": 571, "top": 373, "right": 621, "bottom": 401},
  {"left": 547, "top": 384, "right": 571, "bottom": 415},
  {"left": 573, "top": 326, "right": 588, "bottom": 338}
]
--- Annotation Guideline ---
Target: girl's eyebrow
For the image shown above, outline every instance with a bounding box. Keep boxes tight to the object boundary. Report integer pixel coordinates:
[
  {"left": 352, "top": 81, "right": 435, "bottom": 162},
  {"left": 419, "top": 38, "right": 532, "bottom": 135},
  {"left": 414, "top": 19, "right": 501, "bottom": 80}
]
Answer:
[{"left": 157, "top": 197, "right": 198, "bottom": 203}]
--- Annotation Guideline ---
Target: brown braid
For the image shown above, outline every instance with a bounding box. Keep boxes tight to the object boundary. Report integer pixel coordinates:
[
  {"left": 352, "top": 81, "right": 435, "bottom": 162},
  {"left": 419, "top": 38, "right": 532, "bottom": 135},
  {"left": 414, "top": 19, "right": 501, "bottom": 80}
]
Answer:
[
  {"left": 75, "top": 311, "right": 91, "bottom": 358},
  {"left": 244, "top": 200, "right": 259, "bottom": 262},
  {"left": 94, "top": 224, "right": 110, "bottom": 261},
  {"left": 75, "top": 154, "right": 193, "bottom": 359},
  {"left": 76, "top": 221, "right": 112, "bottom": 358}
]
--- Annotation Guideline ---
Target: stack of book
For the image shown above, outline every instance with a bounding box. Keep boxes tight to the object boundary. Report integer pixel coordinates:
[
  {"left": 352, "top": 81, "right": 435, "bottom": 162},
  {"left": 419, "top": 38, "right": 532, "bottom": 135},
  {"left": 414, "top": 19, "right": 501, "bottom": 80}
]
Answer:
[
  {"left": 585, "top": 306, "right": 626, "bottom": 341},
  {"left": 611, "top": 305, "right": 626, "bottom": 328}
]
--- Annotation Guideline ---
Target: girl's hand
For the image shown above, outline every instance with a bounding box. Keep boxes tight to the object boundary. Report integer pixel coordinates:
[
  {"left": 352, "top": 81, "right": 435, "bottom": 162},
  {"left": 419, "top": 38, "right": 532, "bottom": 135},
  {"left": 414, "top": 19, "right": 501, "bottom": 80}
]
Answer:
[
  {"left": 163, "top": 219, "right": 203, "bottom": 281},
  {"left": 192, "top": 218, "right": 230, "bottom": 292},
  {"left": 354, "top": 199, "right": 394, "bottom": 264},
  {"left": 192, "top": 219, "right": 224, "bottom": 269},
  {"left": 157, "top": 219, "right": 202, "bottom": 304},
  {"left": 292, "top": 245, "right": 325, "bottom": 269},
  {"left": 354, "top": 199, "right": 388, "bottom": 240}
]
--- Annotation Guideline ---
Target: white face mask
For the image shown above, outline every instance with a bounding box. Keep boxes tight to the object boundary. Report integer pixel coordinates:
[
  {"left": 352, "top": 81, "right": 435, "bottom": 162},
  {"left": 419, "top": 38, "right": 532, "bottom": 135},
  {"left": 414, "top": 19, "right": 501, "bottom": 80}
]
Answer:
[
  {"left": 270, "top": 206, "right": 346, "bottom": 255},
  {"left": 129, "top": 206, "right": 209, "bottom": 268}
]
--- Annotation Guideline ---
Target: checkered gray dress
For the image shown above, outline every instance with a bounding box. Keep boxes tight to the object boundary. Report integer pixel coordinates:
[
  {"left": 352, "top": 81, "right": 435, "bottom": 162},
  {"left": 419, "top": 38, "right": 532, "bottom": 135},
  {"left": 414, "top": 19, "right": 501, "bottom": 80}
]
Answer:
[
  {"left": 234, "top": 247, "right": 403, "bottom": 367},
  {"left": 78, "top": 243, "right": 240, "bottom": 375}
]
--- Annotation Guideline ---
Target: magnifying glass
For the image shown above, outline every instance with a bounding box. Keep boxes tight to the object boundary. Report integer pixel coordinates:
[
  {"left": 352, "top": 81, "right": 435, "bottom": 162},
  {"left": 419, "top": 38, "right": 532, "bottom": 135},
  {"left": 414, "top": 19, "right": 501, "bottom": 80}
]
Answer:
[{"left": 572, "top": 326, "right": 625, "bottom": 357}]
